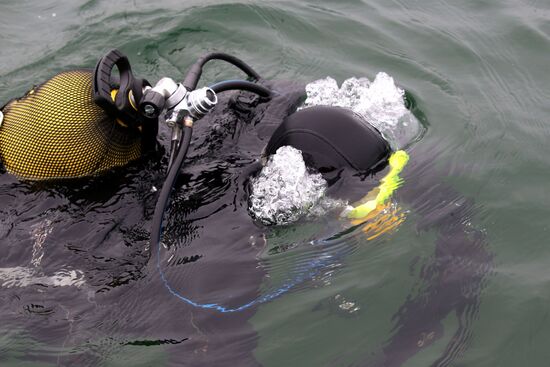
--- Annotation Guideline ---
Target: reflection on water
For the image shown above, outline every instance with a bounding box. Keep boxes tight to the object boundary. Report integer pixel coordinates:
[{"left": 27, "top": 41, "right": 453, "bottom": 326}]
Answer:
[
  {"left": 1, "top": 0, "right": 547, "bottom": 364},
  {"left": 0, "top": 267, "right": 86, "bottom": 288}
]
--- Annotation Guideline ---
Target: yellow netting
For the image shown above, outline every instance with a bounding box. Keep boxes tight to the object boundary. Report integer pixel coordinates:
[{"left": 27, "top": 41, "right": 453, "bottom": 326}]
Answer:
[{"left": 0, "top": 70, "right": 142, "bottom": 180}]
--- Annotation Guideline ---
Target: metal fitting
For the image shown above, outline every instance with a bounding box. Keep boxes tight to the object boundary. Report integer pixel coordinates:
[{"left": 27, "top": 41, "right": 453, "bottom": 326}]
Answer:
[
  {"left": 149, "top": 78, "right": 187, "bottom": 109},
  {"left": 183, "top": 87, "right": 218, "bottom": 119},
  {"left": 183, "top": 115, "right": 194, "bottom": 128},
  {"left": 165, "top": 109, "right": 185, "bottom": 128},
  {"left": 143, "top": 104, "right": 156, "bottom": 117},
  {"left": 166, "top": 85, "right": 188, "bottom": 110},
  {"left": 151, "top": 77, "right": 179, "bottom": 98},
  {"left": 171, "top": 125, "right": 182, "bottom": 143},
  {"left": 0, "top": 110, "right": 3, "bottom": 128},
  {"left": 163, "top": 87, "right": 217, "bottom": 127}
]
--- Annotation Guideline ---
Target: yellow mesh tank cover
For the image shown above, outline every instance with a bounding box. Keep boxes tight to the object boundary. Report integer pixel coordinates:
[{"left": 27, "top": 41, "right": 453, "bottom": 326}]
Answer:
[{"left": 0, "top": 70, "right": 143, "bottom": 180}]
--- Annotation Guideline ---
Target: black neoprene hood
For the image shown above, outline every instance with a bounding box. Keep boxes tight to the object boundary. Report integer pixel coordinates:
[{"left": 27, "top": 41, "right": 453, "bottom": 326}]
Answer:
[{"left": 265, "top": 105, "right": 391, "bottom": 173}]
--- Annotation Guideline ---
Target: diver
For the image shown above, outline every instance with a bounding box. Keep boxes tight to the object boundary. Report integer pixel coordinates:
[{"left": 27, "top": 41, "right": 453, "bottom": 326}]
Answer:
[
  {"left": 0, "top": 49, "right": 490, "bottom": 366},
  {"left": 0, "top": 48, "right": 402, "bottom": 177},
  {"left": 0, "top": 48, "right": 411, "bottom": 291},
  {"left": 0, "top": 48, "right": 408, "bottom": 216},
  {"left": 0, "top": 48, "right": 412, "bottom": 261},
  {"left": 0, "top": 49, "right": 410, "bottom": 306}
]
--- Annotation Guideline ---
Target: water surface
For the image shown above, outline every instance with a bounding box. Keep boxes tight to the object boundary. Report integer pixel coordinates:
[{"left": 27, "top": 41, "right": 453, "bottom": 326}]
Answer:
[{"left": 1, "top": 0, "right": 549, "bottom": 366}]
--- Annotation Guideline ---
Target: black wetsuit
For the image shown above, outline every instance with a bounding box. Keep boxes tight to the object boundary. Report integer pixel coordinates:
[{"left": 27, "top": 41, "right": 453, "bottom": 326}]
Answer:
[{"left": 0, "top": 80, "right": 491, "bottom": 367}]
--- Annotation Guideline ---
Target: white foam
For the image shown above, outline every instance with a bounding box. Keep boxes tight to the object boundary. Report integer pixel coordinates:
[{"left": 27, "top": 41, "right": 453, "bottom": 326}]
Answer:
[
  {"left": 0, "top": 267, "right": 85, "bottom": 288},
  {"left": 301, "top": 73, "right": 422, "bottom": 149},
  {"left": 249, "top": 146, "right": 344, "bottom": 225},
  {"left": 249, "top": 73, "right": 421, "bottom": 225},
  {"left": 30, "top": 219, "right": 53, "bottom": 268}
]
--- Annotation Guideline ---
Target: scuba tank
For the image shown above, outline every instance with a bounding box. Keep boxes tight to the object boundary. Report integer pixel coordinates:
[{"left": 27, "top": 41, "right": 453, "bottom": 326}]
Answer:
[{"left": 0, "top": 50, "right": 157, "bottom": 180}]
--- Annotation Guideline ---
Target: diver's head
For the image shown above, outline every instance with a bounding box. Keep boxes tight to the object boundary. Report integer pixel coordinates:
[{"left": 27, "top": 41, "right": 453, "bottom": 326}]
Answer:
[
  {"left": 264, "top": 105, "right": 392, "bottom": 175},
  {"left": 250, "top": 105, "right": 397, "bottom": 226}
]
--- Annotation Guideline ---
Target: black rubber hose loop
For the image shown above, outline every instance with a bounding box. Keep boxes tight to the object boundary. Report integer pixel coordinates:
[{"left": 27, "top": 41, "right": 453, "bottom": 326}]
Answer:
[
  {"left": 183, "top": 52, "right": 261, "bottom": 91},
  {"left": 209, "top": 80, "right": 272, "bottom": 99}
]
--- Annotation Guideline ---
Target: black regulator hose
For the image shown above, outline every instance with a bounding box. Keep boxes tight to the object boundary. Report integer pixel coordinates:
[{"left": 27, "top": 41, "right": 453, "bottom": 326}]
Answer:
[
  {"left": 209, "top": 79, "right": 272, "bottom": 98},
  {"left": 183, "top": 52, "right": 261, "bottom": 90},
  {"left": 150, "top": 125, "right": 193, "bottom": 250},
  {"left": 152, "top": 76, "right": 271, "bottom": 246}
]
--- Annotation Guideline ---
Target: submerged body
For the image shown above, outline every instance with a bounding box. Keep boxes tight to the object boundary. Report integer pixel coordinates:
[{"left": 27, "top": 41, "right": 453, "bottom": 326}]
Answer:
[{"left": 0, "top": 65, "right": 489, "bottom": 367}]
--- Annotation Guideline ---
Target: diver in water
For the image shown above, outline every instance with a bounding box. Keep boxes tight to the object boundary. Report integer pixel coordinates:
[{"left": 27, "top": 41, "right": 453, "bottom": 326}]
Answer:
[
  {"left": 0, "top": 49, "right": 397, "bottom": 181},
  {"left": 0, "top": 49, "right": 490, "bottom": 366},
  {"left": 0, "top": 48, "right": 409, "bottom": 231}
]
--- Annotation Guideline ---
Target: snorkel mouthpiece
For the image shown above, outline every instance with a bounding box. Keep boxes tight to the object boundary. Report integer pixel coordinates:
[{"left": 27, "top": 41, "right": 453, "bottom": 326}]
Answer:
[{"left": 342, "top": 150, "right": 409, "bottom": 219}]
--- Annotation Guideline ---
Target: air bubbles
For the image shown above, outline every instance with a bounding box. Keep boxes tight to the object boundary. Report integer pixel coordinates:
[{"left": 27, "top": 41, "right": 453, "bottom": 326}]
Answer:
[
  {"left": 248, "top": 146, "right": 345, "bottom": 226},
  {"left": 301, "top": 73, "right": 423, "bottom": 150}
]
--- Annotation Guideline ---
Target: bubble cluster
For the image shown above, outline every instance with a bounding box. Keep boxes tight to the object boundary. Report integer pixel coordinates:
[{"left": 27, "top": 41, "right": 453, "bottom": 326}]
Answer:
[
  {"left": 249, "top": 146, "right": 344, "bottom": 225},
  {"left": 301, "top": 73, "right": 422, "bottom": 149},
  {"left": 249, "top": 73, "right": 421, "bottom": 225}
]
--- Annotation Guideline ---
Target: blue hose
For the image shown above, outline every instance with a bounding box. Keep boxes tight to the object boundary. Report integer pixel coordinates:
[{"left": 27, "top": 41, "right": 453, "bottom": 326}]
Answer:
[
  {"left": 157, "top": 240, "right": 336, "bottom": 313},
  {"left": 157, "top": 216, "right": 358, "bottom": 313},
  {"left": 152, "top": 78, "right": 329, "bottom": 312}
]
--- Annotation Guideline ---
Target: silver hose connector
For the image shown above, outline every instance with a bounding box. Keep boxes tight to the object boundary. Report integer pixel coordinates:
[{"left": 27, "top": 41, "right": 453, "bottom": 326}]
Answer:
[
  {"left": 184, "top": 87, "right": 218, "bottom": 119},
  {"left": 163, "top": 86, "right": 217, "bottom": 127}
]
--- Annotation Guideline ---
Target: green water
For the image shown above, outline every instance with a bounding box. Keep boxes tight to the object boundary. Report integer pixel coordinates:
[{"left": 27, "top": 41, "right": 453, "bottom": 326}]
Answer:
[{"left": 1, "top": 0, "right": 549, "bottom": 366}]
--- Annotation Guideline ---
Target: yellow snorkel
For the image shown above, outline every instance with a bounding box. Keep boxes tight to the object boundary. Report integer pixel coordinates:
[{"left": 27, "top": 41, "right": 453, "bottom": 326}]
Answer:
[{"left": 342, "top": 150, "right": 409, "bottom": 220}]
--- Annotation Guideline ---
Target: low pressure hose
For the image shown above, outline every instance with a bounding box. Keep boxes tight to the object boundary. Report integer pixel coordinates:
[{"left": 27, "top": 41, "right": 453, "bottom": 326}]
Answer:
[
  {"left": 183, "top": 52, "right": 262, "bottom": 90},
  {"left": 151, "top": 124, "right": 193, "bottom": 256},
  {"left": 209, "top": 79, "right": 272, "bottom": 98},
  {"left": 153, "top": 78, "right": 271, "bottom": 225}
]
